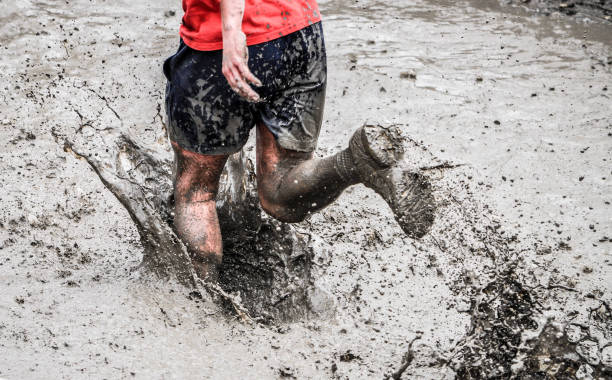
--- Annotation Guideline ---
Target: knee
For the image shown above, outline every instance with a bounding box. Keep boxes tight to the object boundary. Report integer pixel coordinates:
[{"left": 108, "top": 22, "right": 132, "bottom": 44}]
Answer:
[
  {"left": 258, "top": 191, "right": 307, "bottom": 223},
  {"left": 175, "top": 187, "right": 217, "bottom": 204}
]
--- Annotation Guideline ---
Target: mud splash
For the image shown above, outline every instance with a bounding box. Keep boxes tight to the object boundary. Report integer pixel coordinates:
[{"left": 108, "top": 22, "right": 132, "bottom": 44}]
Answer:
[
  {"left": 57, "top": 111, "right": 612, "bottom": 376},
  {"left": 390, "top": 160, "right": 612, "bottom": 378},
  {"left": 452, "top": 272, "right": 612, "bottom": 378},
  {"left": 53, "top": 123, "right": 320, "bottom": 323},
  {"left": 1, "top": 0, "right": 611, "bottom": 378},
  {"left": 216, "top": 154, "right": 319, "bottom": 322}
]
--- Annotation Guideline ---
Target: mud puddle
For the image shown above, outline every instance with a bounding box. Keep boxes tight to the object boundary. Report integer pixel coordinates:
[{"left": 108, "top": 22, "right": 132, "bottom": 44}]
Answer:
[{"left": 1, "top": 0, "right": 611, "bottom": 378}]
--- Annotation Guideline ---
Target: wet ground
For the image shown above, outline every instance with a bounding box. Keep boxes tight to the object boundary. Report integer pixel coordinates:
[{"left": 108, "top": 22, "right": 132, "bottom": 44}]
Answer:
[
  {"left": 506, "top": 0, "right": 612, "bottom": 21},
  {"left": 0, "top": 0, "right": 611, "bottom": 378}
]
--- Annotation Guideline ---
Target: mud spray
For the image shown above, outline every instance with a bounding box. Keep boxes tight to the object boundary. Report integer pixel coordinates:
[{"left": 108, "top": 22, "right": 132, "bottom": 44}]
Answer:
[{"left": 1, "top": 0, "right": 610, "bottom": 378}]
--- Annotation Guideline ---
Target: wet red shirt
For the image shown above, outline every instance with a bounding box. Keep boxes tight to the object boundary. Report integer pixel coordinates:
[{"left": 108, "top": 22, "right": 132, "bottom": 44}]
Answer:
[{"left": 180, "top": 0, "right": 322, "bottom": 51}]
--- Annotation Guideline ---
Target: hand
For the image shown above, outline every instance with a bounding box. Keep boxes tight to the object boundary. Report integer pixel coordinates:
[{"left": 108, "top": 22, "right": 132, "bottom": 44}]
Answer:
[{"left": 222, "top": 30, "right": 262, "bottom": 102}]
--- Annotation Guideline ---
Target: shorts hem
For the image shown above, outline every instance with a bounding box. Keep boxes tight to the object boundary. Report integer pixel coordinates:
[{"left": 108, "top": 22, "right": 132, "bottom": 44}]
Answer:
[
  {"left": 276, "top": 136, "right": 317, "bottom": 153},
  {"left": 169, "top": 137, "right": 245, "bottom": 156}
]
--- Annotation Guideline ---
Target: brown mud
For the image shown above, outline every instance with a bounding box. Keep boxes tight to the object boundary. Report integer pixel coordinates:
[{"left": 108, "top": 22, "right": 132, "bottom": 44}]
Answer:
[{"left": 1, "top": 0, "right": 611, "bottom": 378}]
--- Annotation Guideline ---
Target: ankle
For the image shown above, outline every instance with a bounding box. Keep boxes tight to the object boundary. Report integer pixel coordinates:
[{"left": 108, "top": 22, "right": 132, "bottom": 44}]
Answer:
[
  {"left": 334, "top": 148, "right": 360, "bottom": 185},
  {"left": 191, "top": 253, "right": 222, "bottom": 282}
]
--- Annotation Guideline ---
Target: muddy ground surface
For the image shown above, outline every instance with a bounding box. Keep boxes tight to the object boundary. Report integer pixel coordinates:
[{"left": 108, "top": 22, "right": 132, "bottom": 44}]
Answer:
[
  {"left": 506, "top": 0, "right": 612, "bottom": 21},
  {"left": 0, "top": 0, "right": 611, "bottom": 379}
]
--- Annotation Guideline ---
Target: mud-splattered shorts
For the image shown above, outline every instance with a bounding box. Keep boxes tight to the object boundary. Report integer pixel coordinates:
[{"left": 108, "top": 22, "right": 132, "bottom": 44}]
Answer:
[{"left": 163, "top": 22, "right": 326, "bottom": 155}]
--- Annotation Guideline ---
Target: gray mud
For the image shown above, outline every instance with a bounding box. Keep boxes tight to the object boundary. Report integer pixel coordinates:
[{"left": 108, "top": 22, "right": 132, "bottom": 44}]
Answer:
[
  {"left": 504, "top": 0, "right": 612, "bottom": 22},
  {"left": 1, "top": 0, "right": 611, "bottom": 379}
]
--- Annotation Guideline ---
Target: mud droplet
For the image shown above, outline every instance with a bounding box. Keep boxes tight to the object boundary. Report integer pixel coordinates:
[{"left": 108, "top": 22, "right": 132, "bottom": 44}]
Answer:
[
  {"left": 575, "top": 363, "right": 593, "bottom": 380},
  {"left": 400, "top": 71, "right": 417, "bottom": 80},
  {"left": 576, "top": 339, "right": 600, "bottom": 365},
  {"left": 565, "top": 323, "right": 586, "bottom": 343},
  {"left": 278, "top": 366, "right": 295, "bottom": 378},
  {"left": 601, "top": 345, "right": 612, "bottom": 369}
]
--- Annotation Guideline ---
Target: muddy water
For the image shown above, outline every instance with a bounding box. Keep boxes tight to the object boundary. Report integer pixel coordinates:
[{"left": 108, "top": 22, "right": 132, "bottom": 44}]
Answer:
[
  {"left": 1, "top": 0, "right": 611, "bottom": 379},
  {"left": 319, "top": 0, "right": 611, "bottom": 292}
]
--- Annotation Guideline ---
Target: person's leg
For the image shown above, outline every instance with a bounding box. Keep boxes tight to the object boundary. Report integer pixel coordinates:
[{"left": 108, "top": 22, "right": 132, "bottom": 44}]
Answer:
[
  {"left": 172, "top": 141, "right": 229, "bottom": 281},
  {"left": 256, "top": 123, "right": 358, "bottom": 223},
  {"left": 256, "top": 122, "right": 437, "bottom": 238}
]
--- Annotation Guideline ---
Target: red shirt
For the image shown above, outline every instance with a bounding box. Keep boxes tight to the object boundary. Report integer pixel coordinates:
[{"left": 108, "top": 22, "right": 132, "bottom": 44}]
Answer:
[{"left": 180, "top": 0, "right": 322, "bottom": 51}]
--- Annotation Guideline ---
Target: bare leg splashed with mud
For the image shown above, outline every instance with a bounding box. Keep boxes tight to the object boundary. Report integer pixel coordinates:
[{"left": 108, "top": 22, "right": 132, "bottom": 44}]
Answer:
[
  {"left": 172, "top": 142, "right": 229, "bottom": 281},
  {"left": 256, "top": 122, "right": 437, "bottom": 238},
  {"left": 173, "top": 121, "right": 438, "bottom": 282}
]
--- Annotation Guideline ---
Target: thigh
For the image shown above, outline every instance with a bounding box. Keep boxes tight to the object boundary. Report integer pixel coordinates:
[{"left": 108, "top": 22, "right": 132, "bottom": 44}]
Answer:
[
  {"left": 172, "top": 141, "right": 229, "bottom": 201},
  {"left": 252, "top": 22, "right": 327, "bottom": 154}
]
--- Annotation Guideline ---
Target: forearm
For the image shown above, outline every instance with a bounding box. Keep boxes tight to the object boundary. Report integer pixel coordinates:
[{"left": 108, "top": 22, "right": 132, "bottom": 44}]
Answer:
[
  {"left": 220, "top": 0, "right": 261, "bottom": 102},
  {"left": 220, "top": 0, "right": 245, "bottom": 35}
]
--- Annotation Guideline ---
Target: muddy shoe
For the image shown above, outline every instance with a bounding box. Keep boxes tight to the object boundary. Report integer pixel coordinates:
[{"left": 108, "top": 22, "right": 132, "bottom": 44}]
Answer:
[{"left": 348, "top": 124, "right": 436, "bottom": 239}]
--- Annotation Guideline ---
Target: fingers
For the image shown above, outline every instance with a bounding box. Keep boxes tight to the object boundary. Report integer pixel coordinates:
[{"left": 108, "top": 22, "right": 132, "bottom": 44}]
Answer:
[
  {"left": 220, "top": 32, "right": 263, "bottom": 102},
  {"left": 224, "top": 65, "right": 240, "bottom": 90},
  {"left": 223, "top": 63, "right": 261, "bottom": 102},
  {"left": 238, "top": 47, "right": 262, "bottom": 87},
  {"left": 239, "top": 82, "right": 260, "bottom": 102},
  {"left": 237, "top": 64, "right": 262, "bottom": 88},
  {"left": 227, "top": 65, "right": 260, "bottom": 102},
  {"left": 234, "top": 80, "right": 256, "bottom": 101},
  {"left": 222, "top": 44, "right": 263, "bottom": 103}
]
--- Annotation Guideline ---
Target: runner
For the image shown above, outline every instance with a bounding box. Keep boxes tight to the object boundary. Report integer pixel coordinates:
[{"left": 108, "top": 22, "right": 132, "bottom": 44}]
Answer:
[{"left": 163, "top": 0, "right": 436, "bottom": 281}]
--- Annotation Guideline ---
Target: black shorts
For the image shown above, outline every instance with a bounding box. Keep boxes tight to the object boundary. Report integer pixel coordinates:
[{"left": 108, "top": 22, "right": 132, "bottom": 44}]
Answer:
[{"left": 163, "top": 22, "right": 327, "bottom": 155}]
